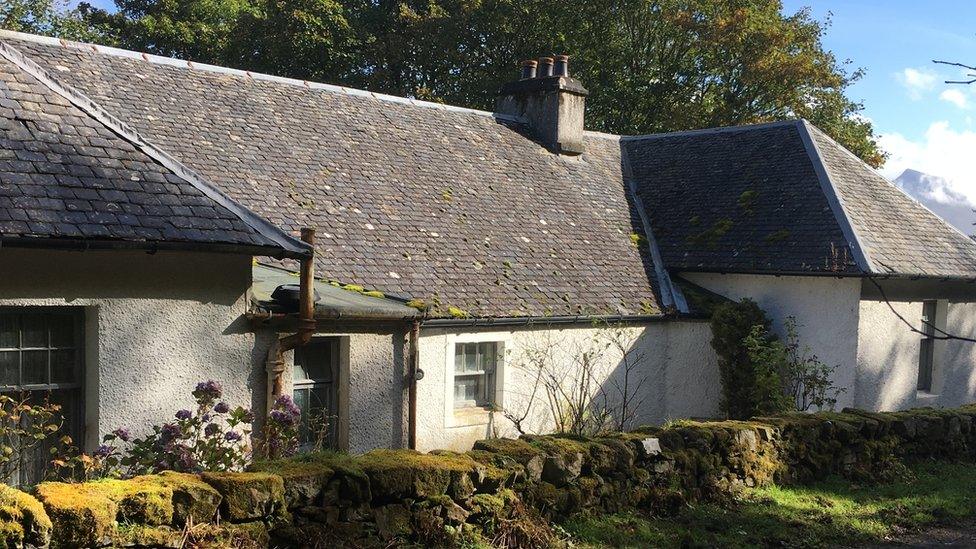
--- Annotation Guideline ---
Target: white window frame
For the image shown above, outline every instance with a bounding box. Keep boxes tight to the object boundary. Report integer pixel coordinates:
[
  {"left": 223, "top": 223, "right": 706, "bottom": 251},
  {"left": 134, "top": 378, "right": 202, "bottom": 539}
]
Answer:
[{"left": 443, "top": 332, "right": 509, "bottom": 428}]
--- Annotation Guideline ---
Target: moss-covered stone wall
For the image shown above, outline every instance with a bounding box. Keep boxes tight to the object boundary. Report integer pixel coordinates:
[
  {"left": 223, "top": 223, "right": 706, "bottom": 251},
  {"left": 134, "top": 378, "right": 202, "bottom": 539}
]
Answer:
[{"left": 6, "top": 405, "right": 976, "bottom": 547}]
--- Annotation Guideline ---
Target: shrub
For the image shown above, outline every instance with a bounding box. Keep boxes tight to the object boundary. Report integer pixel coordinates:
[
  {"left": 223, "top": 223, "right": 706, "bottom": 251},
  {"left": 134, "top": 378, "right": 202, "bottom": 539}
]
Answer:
[
  {"left": 0, "top": 393, "right": 74, "bottom": 485},
  {"left": 259, "top": 395, "right": 302, "bottom": 460},
  {"left": 710, "top": 299, "right": 777, "bottom": 419},
  {"left": 95, "top": 381, "right": 254, "bottom": 476}
]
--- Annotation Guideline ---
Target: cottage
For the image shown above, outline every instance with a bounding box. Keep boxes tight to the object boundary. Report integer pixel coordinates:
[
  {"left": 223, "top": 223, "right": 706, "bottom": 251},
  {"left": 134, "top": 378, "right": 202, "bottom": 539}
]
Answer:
[{"left": 1, "top": 29, "right": 975, "bottom": 471}]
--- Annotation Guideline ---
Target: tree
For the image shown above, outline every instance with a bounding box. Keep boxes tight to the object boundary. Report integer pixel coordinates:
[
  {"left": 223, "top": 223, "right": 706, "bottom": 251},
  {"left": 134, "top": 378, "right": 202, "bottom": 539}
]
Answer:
[
  {"left": 1, "top": 0, "right": 104, "bottom": 41},
  {"left": 73, "top": 0, "right": 882, "bottom": 166}
]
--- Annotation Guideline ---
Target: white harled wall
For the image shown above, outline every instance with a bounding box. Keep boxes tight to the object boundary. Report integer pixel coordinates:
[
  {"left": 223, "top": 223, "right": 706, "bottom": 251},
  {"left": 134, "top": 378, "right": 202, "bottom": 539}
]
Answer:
[
  {"left": 679, "top": 272, "right": 863, "bottom": 409},
  {"left": 0, "top": 248, "right": 256, "bottom": 450},
  {"left": 856, "top": 299, "right": 976, "bottom": 410},
  {"left": 414, "top": 320, "right": 719, "bottom": 452}
]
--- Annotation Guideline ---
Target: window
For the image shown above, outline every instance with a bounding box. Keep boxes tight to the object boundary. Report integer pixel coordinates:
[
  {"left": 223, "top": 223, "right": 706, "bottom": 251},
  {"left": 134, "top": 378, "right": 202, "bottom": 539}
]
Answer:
[
  {"left": 917, "top": 300, "right": 938, "bottom": 392},
  {"left": 293, "top": 338, "right": 338, "bottom": 448},
  {"left": 453, "top": 342, "right": 498, "bottom": 409},
  {"left": 0, "top": 308, "right": 84, "bottom": 485}
]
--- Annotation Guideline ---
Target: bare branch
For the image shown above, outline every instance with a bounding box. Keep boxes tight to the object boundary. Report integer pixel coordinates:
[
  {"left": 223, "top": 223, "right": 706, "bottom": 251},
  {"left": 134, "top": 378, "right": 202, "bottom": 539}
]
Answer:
[{"left": 867, "top": 277, "right": 976, "bottom": 343}]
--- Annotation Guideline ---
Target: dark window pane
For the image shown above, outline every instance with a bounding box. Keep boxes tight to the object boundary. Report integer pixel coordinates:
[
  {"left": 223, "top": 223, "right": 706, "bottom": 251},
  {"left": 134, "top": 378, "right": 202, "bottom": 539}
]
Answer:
[
  {"left": 0, "top": 317, "right": 17, "bottom": 349},
  {"left": 49, "top": 315, "right": 75, "bottom": 348},
  {"left": 51, "top": 350, "right": 75, "bottom": 384},
  {"left": 21, "top": 351, "right": 47, "bottom": 385},
  {"left": 0, "top": 352, "right": 17, "bottom": 385},
  {"left": 21, "top": 316, "right": 46, "bottom": 348},
  {"left": 296, "top": 341, "right": 334, "bottom": 381}
]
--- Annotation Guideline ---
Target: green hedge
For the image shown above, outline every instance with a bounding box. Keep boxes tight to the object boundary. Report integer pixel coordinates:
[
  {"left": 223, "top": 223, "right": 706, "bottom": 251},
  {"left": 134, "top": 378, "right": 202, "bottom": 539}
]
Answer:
[{"left": 7, "top": 405, "right": 976, "bottom": 547}]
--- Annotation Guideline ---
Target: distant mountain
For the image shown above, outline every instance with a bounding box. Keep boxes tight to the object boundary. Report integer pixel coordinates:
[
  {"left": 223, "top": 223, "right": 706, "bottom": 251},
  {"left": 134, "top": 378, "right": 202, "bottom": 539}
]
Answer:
[{"left": 893, "top": 169, "right": 975, "bottom": 236}]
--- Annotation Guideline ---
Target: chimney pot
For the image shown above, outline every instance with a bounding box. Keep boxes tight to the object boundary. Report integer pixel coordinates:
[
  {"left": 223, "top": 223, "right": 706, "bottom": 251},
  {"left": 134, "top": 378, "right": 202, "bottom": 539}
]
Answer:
[
  {"left": 554, "top": 55, "right": 569, "bottom": 77},
  {"left": 537, "top": 57, "right": 554, "bottom": 77},
  {"left": 496, "top": 55, "right": 589, "bottom": 156}
]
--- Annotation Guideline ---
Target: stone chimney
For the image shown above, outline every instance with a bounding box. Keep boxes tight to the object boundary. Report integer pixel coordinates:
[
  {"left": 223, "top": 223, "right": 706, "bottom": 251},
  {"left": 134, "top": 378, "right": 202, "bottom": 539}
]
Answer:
[{"left": 496, "top": 54, "right": 589, "bottom": 155}]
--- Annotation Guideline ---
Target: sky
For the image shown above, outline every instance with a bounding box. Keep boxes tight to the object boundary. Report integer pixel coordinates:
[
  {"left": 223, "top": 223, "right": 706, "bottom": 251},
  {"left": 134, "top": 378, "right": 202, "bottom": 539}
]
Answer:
[
  {"left": 70, "top": 1, "right": 976, "bottom": 203},
  {"left": 782, "top": 0, "right": 976, "bottom": 204}
]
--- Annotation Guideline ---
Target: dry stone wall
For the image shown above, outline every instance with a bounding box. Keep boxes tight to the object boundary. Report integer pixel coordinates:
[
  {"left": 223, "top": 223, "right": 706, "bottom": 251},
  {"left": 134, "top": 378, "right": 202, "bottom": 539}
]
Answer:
[{"left": 5, "top": 405, "right": 976, "bottom": 547}]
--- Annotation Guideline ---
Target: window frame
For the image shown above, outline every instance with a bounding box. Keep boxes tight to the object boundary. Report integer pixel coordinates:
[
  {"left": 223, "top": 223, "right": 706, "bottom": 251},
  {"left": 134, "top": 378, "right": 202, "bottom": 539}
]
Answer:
[
  {"left": 0, "top": 308, "right": 85, "bottom": 393},
  {"left": 0, "top": 307, "right": 85, "bottom": 486},
  {"left": 292, "top": 337, "right": 340, "bottom": 448},
  {"left": 452, "top": 341, "right": 499, "bottom": 409}
]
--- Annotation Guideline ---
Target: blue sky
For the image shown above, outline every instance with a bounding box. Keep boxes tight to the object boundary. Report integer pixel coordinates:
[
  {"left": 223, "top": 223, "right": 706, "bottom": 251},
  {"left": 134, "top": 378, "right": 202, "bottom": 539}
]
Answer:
[
  {"left": 781, "top": 0, "right": 976, "bottom": 201},
  {"left": 72, "top": 1, "right": 976, "bottom": 199}
]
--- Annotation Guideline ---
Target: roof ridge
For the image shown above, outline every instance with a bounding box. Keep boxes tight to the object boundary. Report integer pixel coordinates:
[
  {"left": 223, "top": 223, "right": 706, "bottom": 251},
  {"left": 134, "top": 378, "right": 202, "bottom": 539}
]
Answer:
[
  {"left": 619, "top": 143, "right": 688, "bottom": 313},
  {"left": 796, "top": 120, "right": 875, "bottom": 274},
  {"left": 0, "top": 37, "right": 312, "bottom": 259},
  {"left": 0, "top": 29, "right": 523, "bottom": 124},
  {"left": 620, "top": 119, "right": 800, "bottom": 141}
]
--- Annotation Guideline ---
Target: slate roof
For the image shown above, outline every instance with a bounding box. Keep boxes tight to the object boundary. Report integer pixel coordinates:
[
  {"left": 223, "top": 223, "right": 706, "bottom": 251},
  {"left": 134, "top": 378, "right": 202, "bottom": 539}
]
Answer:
[
  {"left": 626, "top": 121, "right": 858, "bottom": 275},
  {"left": 2, "top": 32, "right": 666, "bottom": 318},
  {"left": 627, "top": 120, "right": 976, "bottom": 279},
  {"left": 0, "top": 39, "right": 309, "bottom": 258},
  {"left": 3, "top": 31, "right": 974, "bottom": 321}
]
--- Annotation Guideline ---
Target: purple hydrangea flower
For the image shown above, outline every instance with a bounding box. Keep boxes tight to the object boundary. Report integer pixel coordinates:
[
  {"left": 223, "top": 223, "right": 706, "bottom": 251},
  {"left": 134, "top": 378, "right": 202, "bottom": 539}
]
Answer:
[
  {"left": 112, "top": 428, "right": 131, "bottom": 442},
  {"left": 93, "top": 444, "right": 113, "bottom": 458},
  {"left": 192, "top": 380, "right": 223, "bottom": 404},
  {"left": 270, "top": 409, "right": 298, "bottom": 426},
  {"left": 175, "top": 409, "right": 192, "bottom": 420},
  {"left": 160, "top": 423, "right": 181, "bottom": 441},
  {"left": 214, "top": 402, "right": 230, "bottom": 414},
  {"left": 224, "top": 431, "right": 242, "bottom": 442},
  {"left": 204, "top": 423, "right": 220, "bottom": 437},
  {"left": 241, "top": 409, "right": 255, "bottom": 424}
]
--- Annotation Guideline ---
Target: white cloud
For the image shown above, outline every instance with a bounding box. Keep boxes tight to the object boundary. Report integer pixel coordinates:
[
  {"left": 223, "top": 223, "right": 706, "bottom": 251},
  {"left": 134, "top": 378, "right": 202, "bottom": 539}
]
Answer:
[
  {"left": 879, "top": 121, "right": 976, "bottom": 204},
  {"left": 940, "top": 88, "right": 970, "bottom": 109},
  {"left": 895, "top": 67, "right": 937, "bottom": 99}
]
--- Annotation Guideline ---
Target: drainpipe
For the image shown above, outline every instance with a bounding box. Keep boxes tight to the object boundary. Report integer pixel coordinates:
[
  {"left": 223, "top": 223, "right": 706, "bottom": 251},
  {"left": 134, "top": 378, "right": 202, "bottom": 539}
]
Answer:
[
  {"left": 407, "top": 320, "right": 421, "bottom": 450},
  {"left": 266, "top": 228, "right": 317, "bottom": 415}
]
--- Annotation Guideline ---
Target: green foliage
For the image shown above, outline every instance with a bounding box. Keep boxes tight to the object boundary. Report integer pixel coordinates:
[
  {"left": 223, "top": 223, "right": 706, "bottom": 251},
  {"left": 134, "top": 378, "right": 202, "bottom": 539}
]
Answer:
[
  {"left": 0, "top": 393, "right": 73, "bottom": 486},
  {"left": 710, "top": 298, "right": 776, "bottom": 419},
  {"left": 741, "top": 325, "right": 793, "bottom": 416},
  {"left": 1, "top": 0, "right": 105, "bottom": 41},
  {"left": 71, "top": 0, "right": 883, "bottom": 167},
  {"left": 779, "top": 317, "right": 845, "bottom": 412}
]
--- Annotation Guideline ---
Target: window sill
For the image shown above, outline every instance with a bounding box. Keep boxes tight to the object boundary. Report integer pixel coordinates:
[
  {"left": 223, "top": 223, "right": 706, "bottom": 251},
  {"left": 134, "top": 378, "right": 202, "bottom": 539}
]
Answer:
[
  {"left": 916, "top": 391, "right": 940, "bottom": 404},
  {"left": 451, "top": 406, "right": 494, "bottom": 427}
]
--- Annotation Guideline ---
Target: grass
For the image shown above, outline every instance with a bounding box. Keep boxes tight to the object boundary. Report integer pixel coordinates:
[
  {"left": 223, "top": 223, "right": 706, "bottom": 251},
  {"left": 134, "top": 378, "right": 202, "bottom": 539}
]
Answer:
[{"left": 565, "top": 461, "right": 976, "bottom": 548}]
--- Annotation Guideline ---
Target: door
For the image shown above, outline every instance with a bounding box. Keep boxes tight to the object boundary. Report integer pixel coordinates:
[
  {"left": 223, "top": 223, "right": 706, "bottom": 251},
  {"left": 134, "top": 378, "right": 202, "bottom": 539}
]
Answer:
[{"left": 293, "top": 338, "right": 339, "bottom": 450}]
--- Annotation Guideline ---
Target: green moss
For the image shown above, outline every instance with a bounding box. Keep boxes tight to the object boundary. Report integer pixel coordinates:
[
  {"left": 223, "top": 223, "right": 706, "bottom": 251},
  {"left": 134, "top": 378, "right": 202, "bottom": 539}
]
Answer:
[
  {"left": 358, "top": 449, "right": 479, "bottom": 499},
  {"left": 764, "top": 228, "right": 791, "bottom": 243},
  {"left": 250, "top": 452, "right": 339, "bottom": 508},
  {"left": 113, "top": 524, "right": 182, "bottom": 547},
  {"left": 406, "top": 298, "right": 428, "bottom": 310},
  {"left": 200, "top": 472, "right": 285, "bottom": 522},
  {"left": 629, "top": 233, "right": 643, "bottom": 247},
  {"left": 155, "top": 472, "right": 221, "bottom": 526},
  {"left": 473, "top": 438, "right": 546, "bottom": 465},
  {"left": 448, "top": 306, "right": 470, "bottom": 318},
  {"left": 35, "top": 482, "right": 118, "bottom": 549},
  {"left": 91, "top": 477, "right": 174, "bottom": 526},
  {"left": 342, "top": 284, "right": 365, "bottom": 293},
  {"left": 0, "top": 484, "right": 50, "bottom": 548},
  {"left": 363, "top": 290, "right": 386, "bottom": 298}
]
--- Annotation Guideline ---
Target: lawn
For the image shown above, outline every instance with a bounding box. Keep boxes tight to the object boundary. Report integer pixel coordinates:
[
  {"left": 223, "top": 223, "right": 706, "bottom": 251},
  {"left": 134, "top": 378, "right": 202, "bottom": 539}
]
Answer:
[{"left": 565, "top": 461, "right": 976, "bottom": 548}]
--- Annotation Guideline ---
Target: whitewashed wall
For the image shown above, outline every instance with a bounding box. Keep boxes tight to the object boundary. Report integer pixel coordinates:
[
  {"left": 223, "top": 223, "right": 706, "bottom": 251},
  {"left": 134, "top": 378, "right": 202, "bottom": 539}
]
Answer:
[
  {"left": 856, "top": 299, "right": 976, "bottom": 410},
  {"left": 0, "top": 248, "right": 255, "bottom": 449},
  {"left": 680, "top": 273, "right": 862, "bottom": 409},
  {"left": 414, "top": 320, "right": 719, "bottom": 452},
  {"left": 273, "top": 329, "right": 408, "bottom": 455}
]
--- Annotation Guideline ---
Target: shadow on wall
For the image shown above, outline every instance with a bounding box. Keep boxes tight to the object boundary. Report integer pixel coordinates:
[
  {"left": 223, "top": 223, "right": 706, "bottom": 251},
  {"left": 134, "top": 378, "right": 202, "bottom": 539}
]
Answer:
[
  {"left": 500, "top": 322, "right": 719, "bottom": 439},
  {"left": 0, "top": 249, "right": 250, "bottom": 305}
]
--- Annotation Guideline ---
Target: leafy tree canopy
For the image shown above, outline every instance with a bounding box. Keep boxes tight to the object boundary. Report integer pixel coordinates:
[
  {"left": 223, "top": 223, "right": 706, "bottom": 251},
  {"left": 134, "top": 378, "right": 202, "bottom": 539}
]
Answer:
[{"left": 4, "top": 0, "right": 885, "bottom": 166}]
